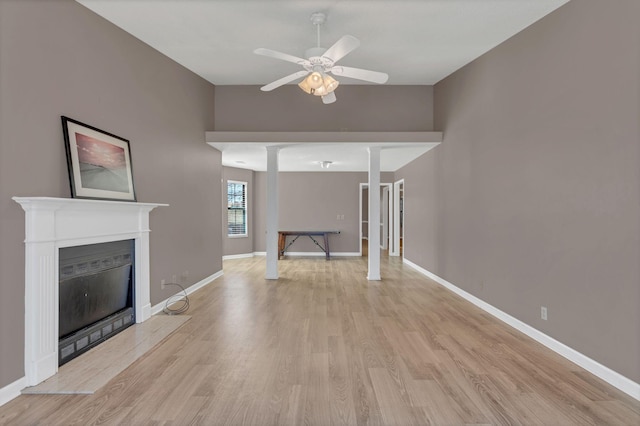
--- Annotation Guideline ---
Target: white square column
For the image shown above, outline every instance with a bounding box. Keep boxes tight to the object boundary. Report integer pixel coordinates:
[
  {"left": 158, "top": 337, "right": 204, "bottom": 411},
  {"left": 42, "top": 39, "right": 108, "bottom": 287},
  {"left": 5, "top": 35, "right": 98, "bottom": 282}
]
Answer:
[
  {"left": 265, "top": 146, "right": 280, "bottom": 280},
  {"left": 367, "top": 147, "right": 381, "bottom": 281}
]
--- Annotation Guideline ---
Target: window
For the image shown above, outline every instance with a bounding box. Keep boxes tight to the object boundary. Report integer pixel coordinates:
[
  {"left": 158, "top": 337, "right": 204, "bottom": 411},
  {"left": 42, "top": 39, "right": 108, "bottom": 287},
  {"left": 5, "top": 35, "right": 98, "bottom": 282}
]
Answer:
[{"left": 227, "top": 181, "right": 247, "bottom": 237}]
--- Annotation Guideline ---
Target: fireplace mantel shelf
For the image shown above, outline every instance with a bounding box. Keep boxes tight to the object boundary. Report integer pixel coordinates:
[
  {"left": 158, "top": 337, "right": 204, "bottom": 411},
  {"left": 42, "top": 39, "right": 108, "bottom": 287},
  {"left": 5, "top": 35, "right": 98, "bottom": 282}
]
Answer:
[
  {"left": 13, "top": 196, "right": 168, "bottom": 210},
  {"left": 13, "top": 196, "right": 167, "bottom": 387},
  {"left": 13, "top": 197, "right": 168, "bottom": 244}
]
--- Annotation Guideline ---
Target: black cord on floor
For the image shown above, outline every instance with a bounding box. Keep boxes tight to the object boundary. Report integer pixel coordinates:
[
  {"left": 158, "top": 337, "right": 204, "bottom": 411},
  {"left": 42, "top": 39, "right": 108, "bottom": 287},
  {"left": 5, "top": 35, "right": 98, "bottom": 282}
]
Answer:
[{"left": 163, "top": 283, "right": 190, "bottom": 315}]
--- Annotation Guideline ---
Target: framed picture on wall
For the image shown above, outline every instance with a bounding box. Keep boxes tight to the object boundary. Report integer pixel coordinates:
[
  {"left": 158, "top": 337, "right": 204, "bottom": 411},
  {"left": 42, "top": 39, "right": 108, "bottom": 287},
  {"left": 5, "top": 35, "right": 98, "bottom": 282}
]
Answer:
[{"left": 61, "top": 116, "right": 136, "bottom": 201}]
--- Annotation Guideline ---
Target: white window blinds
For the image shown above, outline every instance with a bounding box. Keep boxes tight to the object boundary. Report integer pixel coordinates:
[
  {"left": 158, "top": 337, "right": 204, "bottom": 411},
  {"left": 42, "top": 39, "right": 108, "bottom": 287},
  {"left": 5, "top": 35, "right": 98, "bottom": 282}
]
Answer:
[{"left": 227, "top": 181, "right": 247, "bottom": 236}]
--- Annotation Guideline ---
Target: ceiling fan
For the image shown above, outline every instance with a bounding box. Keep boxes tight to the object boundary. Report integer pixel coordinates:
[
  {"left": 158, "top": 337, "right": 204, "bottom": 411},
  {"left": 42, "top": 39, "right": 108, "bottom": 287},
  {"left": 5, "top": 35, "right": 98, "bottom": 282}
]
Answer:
[{"left": 254, "top": 12, "right": 389, "bottom": 104}]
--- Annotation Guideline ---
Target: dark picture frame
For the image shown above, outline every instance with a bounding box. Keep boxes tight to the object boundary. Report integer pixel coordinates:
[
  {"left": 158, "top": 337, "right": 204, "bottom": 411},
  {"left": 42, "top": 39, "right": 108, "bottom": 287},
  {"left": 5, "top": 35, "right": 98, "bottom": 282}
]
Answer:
[{"left": 61, "top": 116, "right": 136, "bottom": 201}]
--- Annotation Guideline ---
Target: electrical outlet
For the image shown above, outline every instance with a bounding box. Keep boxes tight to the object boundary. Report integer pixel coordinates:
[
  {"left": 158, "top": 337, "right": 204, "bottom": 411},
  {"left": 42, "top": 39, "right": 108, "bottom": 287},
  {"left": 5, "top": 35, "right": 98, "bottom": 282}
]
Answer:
[
  {"left": 541, "top": 306, "right": 548, "bottom": 320},
  {"left": 181, "top": 271, "right": 188, "bottom": 283},
  {"left": 479, "top": 281, "right": 484, "bottom": 291},
  {"left": 172, "top": 274, "right": 177, "bottom": 284},
  {"left": 161, "top": 279, "right": 166, "bottom": 289}
]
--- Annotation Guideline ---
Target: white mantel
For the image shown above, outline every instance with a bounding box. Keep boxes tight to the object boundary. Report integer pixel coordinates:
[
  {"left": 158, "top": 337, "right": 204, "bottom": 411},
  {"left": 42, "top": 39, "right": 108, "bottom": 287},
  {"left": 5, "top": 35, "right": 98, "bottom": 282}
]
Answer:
[{"left": 13, "top": 197, "right": 167, "bottom": 386}]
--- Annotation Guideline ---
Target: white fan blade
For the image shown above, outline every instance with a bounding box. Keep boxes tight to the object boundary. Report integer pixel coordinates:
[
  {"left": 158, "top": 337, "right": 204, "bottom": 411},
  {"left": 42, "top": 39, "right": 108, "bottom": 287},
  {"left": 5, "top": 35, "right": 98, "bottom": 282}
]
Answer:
[
  {"left": 260, "top": 70, "right": 309, "bottom": 92},
  {"left": 322, "top": 35, "right": 360, "bottom": 63},
  {"left": 331, "top": 66, "right": 389, "bottom": 84},
  {"left": 254, "top": 48, "right": 309, "bottom": 66},
  {"left": 322, "top": 92, "right": 337, "bottom": 104}
]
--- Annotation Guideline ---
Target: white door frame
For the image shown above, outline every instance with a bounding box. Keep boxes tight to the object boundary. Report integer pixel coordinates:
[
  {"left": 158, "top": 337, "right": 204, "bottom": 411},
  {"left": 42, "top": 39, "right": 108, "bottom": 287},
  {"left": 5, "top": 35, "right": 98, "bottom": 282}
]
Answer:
[
  {"left": 359, "top": 182, "right": 393, "bottom": 255},
  {"left": 391, "top": 179, "right": 405, "bottom": 257},
  {"left": 381, "top": 186, "right": 390, "bottom": 250}
]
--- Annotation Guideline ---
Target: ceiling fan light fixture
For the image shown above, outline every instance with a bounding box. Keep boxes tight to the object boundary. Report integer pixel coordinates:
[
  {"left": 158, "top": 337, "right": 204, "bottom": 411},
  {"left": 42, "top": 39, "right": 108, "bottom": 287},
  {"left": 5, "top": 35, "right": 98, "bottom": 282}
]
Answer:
[
  {"left": 300, "top": 73, "right": 339, "bottom": 97},
  {"left": 298, "top": 71, "right": 328, "bottom": 95},
  {"left": 311, "top": 83, "right": 328, "bottom": 97},
  {"left": 322, "top": 92, "right": 337, "bottom": 104},
  {"left": 307, "top": 72, "right": 324, "bottom": 89},
  {"left": 298, "top": 78, "right": 313, "bottom": 94},
  {"left": 323, "top": 74, "right": 339, "bottom": 93}
]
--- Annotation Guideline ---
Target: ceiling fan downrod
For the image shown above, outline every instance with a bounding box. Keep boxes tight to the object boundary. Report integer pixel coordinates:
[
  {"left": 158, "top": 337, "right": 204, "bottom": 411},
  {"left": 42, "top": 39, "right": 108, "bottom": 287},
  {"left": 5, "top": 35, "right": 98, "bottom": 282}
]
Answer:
[
  {"left": 307, "top": 12, "right": 327, "bottom": 59},
  {"left": 310, "top": 12, "right": 326, "bottom": 47}
]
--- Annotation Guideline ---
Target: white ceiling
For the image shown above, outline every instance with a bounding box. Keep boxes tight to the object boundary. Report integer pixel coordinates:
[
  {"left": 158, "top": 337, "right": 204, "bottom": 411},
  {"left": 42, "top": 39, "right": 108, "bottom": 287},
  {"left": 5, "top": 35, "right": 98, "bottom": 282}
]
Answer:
[
  {"left": 77, "top": 0, "right": 567, "bottom": 86},
  {"left": 206, "top": 132, "right": 443, "bottom": 171},
  {"left": 76, "top": 0, "right": 568, "bottom": 171},
  {"left": 209, "top": 142, "right": 440, "bottom": 172}
]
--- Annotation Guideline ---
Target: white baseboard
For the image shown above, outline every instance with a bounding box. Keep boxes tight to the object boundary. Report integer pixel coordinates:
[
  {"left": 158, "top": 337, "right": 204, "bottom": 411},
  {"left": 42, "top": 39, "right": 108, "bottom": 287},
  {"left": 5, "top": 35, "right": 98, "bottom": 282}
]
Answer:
[
  {"left": 0, "top": 376, "right": 26, "bottom": 407},
  {"left": 223, "top": 252, "right": 267, "bottom": 258},
  {"left": 222, "top": 253, "right": 255, "bottom": 260},
  {"left": 403, "top": 258, "right": 640, "bottom": 401},
  {"left": 222, "top": 252, "right": 267, "bottom": 259},
  {"left": 151, "top": 270, "right": 223, "bottom": 315}
]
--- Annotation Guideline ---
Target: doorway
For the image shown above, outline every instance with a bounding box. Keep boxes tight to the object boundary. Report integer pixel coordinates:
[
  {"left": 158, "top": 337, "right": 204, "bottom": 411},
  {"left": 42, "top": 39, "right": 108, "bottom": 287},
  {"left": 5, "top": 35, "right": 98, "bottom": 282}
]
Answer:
[
  {"left": 359, "top": 182, "right": 393, "bottom": 257},
  {"left": 391, "top": 179, "right": 404, "bottom": 257}
]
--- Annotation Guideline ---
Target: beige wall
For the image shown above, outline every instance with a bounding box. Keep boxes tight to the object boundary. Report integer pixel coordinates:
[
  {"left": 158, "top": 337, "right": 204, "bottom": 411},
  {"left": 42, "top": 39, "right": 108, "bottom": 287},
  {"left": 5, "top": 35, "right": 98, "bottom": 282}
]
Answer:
[
  {"left": 0, "top": 0, "right": 222, "bottom": 388},
  {"left": 397, "top": 0, "right": 639, "bottom": 382}
]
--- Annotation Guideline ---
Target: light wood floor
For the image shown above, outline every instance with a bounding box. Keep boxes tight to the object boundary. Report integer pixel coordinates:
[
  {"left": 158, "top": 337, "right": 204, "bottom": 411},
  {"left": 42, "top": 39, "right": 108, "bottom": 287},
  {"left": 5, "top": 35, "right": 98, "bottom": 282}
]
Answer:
[{"left": 1, "top": 256, "right": 638, "bottom": 425}]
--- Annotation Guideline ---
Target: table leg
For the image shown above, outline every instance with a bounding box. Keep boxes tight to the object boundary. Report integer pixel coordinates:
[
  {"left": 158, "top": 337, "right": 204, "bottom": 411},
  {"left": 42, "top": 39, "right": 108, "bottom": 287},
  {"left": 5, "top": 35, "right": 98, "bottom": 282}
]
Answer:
[
  {"left": 324, "top": 233, "right": 330, "bottom": 260},
  {"left": 278, "top": 233, "right": 285, "bottom": 259}
]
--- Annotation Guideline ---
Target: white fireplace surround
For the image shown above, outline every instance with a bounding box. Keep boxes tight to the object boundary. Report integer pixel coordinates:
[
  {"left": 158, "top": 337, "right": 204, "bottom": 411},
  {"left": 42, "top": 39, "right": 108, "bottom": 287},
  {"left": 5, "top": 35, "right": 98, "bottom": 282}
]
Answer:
[{"left": 13, "top": 197, "right": 167, "bottom": 386}]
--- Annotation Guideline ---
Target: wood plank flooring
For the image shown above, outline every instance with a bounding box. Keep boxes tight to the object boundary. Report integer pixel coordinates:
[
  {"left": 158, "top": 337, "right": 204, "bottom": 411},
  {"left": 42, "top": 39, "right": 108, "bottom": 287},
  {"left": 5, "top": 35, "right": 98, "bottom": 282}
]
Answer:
[{"left": 1, "top": 256, "right": 638, "bottom": 425}]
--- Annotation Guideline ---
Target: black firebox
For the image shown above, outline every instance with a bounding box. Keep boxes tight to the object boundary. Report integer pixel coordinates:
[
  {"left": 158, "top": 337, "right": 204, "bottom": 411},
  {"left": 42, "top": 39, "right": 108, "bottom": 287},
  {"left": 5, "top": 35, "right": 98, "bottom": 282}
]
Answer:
[{"left": 58, "top": 239, "right": 135, "bottom": 365}]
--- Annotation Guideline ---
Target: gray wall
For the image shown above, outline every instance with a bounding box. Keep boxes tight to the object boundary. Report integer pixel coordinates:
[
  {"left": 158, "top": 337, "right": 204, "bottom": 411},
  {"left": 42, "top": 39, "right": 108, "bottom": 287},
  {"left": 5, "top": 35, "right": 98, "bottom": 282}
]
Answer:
[
  {"left": 223, "top": 167, "right": 254, "bottom": 256},
  {"left": 395, "top": 152, "right": 439, "bottom": 271},
  {"left": 253, "top": 172, "right": 394, "bottom": 254},
  {"left": 254, "top": 172, "right": 366, "bottom": 254},
  {"left": 216, "top": 84, "right": 434, "bottom": 257},
  {"left": 0, "top": 0, "right": 222, "bottom": 388},
  {"left": 397, "top": 0, "right": 639, "bottom": 382},
  {"left": 215, "top": 85, "right": 434, "bottom": 131}
]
